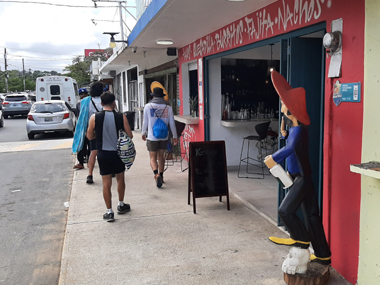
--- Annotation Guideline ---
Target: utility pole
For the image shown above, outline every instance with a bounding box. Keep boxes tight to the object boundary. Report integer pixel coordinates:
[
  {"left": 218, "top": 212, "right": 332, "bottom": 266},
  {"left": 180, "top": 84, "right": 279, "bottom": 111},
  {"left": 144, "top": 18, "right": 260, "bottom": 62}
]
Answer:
[
  {"left": 22, "top": 58, "right": 26, "bottom": 91},
  {"left": 4, "top": 48, "right": 8, "bottom": 93},
  {"left": 119, "top": 1, "right": 125, "bottom": 43}
]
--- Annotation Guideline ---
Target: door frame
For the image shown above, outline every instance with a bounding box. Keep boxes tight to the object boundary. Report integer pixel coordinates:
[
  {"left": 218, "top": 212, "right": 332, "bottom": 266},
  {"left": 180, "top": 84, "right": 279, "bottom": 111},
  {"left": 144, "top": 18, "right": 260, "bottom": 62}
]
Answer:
[{"left": 204, "top": 22, "right": 326, "bottom": 225}]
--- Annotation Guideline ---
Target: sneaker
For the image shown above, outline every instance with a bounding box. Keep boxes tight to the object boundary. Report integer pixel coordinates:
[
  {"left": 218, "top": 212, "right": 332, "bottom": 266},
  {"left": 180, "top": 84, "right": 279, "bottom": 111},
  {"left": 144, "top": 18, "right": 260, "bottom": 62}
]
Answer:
[
  {"left": 154, "top": 173, "right": 163, "bottom": 188},
  {"left": 117, "top": 203, "right": 131, "bottom": 214},
  {"left": 103, "top": 212, "right": 115, "bottom": 222},
  {"left": 73, "top": 163, "right": 84, "bottom": 169},
  {"left": 86, "top": 175, "right": 94, "bottom": 184}
]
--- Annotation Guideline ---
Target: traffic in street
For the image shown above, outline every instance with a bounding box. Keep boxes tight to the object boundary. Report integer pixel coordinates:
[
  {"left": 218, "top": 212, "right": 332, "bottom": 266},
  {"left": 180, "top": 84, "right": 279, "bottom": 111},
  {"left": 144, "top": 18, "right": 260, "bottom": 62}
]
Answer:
[{"left": 0, "top": 117, "right": 74, "bottom": 284}]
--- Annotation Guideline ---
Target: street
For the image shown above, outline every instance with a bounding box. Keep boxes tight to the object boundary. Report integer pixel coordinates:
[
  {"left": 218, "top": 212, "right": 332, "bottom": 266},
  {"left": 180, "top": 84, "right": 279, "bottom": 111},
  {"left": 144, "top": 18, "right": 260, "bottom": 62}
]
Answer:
[
  {"left": 0, "top": 118, "right": 73, "bottom": 284},
  {"left": 0, "top": 115, "right": 73, "bottom": 143}
]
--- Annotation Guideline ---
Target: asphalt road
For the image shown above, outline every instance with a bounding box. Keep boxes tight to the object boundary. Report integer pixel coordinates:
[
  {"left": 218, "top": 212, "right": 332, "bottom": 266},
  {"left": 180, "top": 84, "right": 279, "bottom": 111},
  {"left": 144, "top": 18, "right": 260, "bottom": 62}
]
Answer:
[
  {"left": 0, "top": 115, "right": 73, "bottom": 142},
  {"left": 0, "top": 132, "right": 73, "bottom": 284}
]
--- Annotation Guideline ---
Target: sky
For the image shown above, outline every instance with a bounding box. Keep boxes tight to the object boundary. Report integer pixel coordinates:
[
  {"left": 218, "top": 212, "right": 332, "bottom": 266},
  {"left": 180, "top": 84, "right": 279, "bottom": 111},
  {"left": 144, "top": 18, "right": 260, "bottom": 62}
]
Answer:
[{"left": 0, "top": 0, "right": 137, "bottom": 73}]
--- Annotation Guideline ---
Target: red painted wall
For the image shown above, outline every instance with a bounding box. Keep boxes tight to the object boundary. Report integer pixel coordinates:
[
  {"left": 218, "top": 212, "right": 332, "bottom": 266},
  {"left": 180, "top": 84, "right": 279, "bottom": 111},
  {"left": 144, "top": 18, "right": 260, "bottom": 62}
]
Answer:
[{"left": 178, "top": 1, "right": 364, "bottom": 283}]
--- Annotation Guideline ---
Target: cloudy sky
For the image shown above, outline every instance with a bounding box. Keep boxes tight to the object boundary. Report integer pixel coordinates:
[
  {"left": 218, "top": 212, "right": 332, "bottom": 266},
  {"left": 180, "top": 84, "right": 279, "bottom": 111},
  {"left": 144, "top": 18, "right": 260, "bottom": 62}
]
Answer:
[{"left": 0, "top": 0, "right": 137, "bottom": 73}]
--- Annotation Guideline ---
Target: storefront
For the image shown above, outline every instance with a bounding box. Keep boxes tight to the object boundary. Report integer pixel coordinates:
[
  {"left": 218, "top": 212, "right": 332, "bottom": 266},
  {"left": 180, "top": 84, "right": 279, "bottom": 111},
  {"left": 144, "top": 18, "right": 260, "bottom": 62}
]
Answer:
[{"left": 178, "top": 1, "right": 364, "bottom": 283}]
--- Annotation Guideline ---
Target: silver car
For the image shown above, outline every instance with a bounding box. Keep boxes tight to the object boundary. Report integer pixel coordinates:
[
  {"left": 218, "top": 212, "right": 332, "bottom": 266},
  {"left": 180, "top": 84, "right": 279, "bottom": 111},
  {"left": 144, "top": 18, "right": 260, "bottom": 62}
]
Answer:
[
  {"left": 2, "top": 93, "right": 32, "bottom": 118},
  {"left": 26, "top": 100, "right": 76, "bottom": 139}
]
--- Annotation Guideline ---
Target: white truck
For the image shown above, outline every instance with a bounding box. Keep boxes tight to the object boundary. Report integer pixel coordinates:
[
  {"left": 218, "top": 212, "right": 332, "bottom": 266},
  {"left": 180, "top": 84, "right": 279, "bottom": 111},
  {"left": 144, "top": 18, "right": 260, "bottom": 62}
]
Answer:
[{"left": 35, "top": 76, "right": 80, "bottom": 110}]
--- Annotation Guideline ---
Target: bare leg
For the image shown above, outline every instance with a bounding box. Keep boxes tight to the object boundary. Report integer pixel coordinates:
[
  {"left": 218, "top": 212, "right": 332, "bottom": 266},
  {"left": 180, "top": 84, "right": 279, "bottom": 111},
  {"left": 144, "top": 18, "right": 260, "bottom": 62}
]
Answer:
[
  {"left": 157, "top": 149, "right": 165, "bottom": 173},
  {"left": 115, "top": 172, "right": 125, "bottom": 202},
  {"left": 88, "top": 149, "right": 98, "bottom": 176},
  {"left": 149, "top": 151, "right": 158, "bottom": 171},
  {"left": 102, "top": 174, "right": 112, "bottom": 209}
]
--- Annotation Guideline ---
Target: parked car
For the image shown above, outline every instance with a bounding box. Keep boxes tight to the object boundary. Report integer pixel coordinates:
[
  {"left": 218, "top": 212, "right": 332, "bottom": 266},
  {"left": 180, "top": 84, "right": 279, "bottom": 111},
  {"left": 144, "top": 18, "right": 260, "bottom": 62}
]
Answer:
[
  {"left": 26, "top": 100, "right": 76, "bottom": 139},
  {"left": 2, "top": 93, "right": 32, "bottom": 118},
  {"left": 0, "top": 103, "right": 4, "bottom": 128}
]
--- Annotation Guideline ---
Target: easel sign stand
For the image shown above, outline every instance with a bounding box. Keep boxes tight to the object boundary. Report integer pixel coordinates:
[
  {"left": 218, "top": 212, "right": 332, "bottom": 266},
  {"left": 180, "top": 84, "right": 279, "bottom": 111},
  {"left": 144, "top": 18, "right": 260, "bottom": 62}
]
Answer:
[{"left": 187, "top": 141, "right": 230, "bottom": 214}]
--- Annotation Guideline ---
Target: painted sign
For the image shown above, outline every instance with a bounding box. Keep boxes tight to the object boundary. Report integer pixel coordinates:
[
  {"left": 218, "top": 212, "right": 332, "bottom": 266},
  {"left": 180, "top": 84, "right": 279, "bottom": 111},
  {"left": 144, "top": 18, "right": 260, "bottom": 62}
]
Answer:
[
  {"left": 180, "top": 0, "right": 333, "bottom": 62},
  {"left": 84, "top": 49, "right": 112, "bottom": 58},
  {"left": 333, "top": 80, "right": 342, "bottom": 106}
]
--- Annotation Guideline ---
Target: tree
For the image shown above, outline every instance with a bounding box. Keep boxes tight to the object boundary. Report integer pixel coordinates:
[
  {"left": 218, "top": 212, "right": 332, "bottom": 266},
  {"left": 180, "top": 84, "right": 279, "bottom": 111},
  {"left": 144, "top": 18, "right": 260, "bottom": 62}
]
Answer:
[{"left": 63, "top": 56, "right": 91, "bottom": 87}]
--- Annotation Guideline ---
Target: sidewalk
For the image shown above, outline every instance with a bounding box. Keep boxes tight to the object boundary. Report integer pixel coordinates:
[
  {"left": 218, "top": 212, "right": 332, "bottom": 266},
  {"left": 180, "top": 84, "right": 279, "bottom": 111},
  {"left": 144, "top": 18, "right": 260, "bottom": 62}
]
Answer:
[{"left": 59, "top": 132, "right": 351, "bottom": 285}]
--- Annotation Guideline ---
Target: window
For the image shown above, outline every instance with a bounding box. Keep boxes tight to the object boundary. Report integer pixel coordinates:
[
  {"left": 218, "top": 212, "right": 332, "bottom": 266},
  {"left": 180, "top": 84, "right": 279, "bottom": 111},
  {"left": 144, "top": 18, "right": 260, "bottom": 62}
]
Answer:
[
  {"left": 50, "top": 85, "right": 60, "bottom": 95},
  {"left": 5, "top": 96, "right": 27, "bottom": 101},
  {"left": 73, "top": 83, "right": 79, "bottom": 96},
  {"left": 32, "top": 103, "right": 66, "bottom": 113}
]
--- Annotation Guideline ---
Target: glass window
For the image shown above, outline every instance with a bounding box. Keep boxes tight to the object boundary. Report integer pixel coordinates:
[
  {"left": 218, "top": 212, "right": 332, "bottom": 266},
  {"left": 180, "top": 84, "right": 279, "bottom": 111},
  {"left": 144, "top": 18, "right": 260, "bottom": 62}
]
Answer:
[
  {"left": 73, "top": 83, "right": 79, "bottom": 96},
  {"left": 50, "top": 85, "right": 60, "bottom": 95},
  {"left": 32, "top": 103, "right": 66, "bottom": 113},
  {"left": 5, "top": 96, "right": 27, "bottom": 101}
]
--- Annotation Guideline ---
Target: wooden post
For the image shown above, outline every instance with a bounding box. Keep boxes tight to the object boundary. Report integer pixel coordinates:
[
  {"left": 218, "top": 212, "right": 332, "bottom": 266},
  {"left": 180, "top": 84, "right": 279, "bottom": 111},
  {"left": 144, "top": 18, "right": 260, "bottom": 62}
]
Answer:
[{"left": 284, "top": 263, "right": 330, "bottom": 285}]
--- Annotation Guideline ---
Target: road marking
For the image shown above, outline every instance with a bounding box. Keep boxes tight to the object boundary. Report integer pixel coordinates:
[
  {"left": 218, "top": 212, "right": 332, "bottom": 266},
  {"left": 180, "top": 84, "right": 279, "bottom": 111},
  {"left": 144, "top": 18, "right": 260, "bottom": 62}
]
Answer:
[
  {"left": 12, "top": 143, "right": 42, "bottom": 151},
  {"left": 51, "top": 141, "right": 73, "bottom": 149},
  {"left": 0, "top": 139, "right": 73, "bottom": 153}
]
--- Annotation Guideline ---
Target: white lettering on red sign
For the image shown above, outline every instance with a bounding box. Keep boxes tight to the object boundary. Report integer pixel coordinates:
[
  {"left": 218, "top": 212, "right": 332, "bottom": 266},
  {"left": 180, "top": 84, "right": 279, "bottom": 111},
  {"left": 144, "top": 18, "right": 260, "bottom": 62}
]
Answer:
[{"left": 181, "top": 0, "right": 332, "bottom": 62}]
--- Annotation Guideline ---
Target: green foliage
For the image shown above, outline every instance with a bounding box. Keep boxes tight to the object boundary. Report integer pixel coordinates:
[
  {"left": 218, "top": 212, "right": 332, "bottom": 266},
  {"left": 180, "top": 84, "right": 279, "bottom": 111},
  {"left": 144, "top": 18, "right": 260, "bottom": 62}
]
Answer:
[
  {"left": 0, "top": 69, "right": 62, "bottom": 93},
  {"left": 0, "top": 51, "right": 110, "bottom": 92},
  {"left": 63, "top": 56, "right": 91, "bottom": 87}
]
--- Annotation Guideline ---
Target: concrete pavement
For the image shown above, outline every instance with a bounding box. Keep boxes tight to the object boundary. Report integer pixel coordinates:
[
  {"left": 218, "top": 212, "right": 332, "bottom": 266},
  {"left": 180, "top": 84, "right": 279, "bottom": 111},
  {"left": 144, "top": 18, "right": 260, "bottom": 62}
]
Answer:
[{"left": 59, "top": 132, "right": 351, "bottom": 285}]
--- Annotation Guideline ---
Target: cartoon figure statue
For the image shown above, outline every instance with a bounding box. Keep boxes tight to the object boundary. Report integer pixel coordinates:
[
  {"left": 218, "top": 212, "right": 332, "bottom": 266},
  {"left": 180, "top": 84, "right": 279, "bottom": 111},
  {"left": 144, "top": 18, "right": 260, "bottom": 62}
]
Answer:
[{"left": 264, "top": 71, "right": 331, "bottom": 275}]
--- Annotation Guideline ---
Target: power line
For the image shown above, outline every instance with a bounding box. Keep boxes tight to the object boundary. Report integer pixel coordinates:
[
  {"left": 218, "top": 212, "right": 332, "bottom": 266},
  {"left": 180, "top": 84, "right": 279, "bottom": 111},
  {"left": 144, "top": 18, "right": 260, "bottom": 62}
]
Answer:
[
  {"left": 0, "top": 46, "right": 81, "bottom": 57},
  {"left": 7, "top": 53, "right": 76, "bottom": 60},
  {"left": 0, "top": 0, "right": 120, "bottom": 8}
]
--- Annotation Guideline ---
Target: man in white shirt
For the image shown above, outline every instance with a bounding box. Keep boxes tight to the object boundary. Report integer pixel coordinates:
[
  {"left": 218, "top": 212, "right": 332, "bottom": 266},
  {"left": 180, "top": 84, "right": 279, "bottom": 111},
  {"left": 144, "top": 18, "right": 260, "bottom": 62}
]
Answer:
[
  {"left": 142, "top": 87, "right": 178, "bottom": 188},
  {"left": 86, "top": 82, "right": 104, "bottom": 184}
]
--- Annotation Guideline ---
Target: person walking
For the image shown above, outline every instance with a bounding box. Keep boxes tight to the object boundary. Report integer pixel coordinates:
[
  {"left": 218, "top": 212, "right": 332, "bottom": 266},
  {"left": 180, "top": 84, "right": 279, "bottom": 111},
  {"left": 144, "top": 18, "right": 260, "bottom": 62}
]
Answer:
[
  {"left": 87, "top": 92, "right": 133, "bottom": 222},
  {"left": 142, "top": 87, "right": 178, "bottom": 188},
  {"left": 73, "top": 88, "right": 89, "bottom": 170},
  {"left": 86, "top": 82, "right": 104, "bottom": 184}
]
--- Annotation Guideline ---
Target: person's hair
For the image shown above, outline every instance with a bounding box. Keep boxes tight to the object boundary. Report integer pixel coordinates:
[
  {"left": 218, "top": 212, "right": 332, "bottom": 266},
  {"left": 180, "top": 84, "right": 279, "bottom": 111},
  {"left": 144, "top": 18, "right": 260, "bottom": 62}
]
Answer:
[
  {"left": 90, "top": 82, "right": 104, "bottom": 97},
  {"left": 101, "top": 92, "right": 115, "bottom": 106}
]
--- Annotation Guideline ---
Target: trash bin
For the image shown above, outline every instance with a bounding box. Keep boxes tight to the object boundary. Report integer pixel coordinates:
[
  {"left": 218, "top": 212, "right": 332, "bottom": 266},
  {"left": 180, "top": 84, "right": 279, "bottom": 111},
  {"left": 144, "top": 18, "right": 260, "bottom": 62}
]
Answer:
[{"left": 124, "top": 111, "right": 135, "bottom": 131}]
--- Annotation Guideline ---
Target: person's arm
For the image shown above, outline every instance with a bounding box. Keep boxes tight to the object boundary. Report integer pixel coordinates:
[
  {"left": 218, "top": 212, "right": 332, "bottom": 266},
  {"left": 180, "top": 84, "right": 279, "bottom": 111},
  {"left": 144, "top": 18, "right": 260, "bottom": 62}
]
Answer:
[
  {"left": 123, "top": 114, "right": 133, "bottom": 138},
  {"left": 86, "top": 114, "right": 96, "bottom": 140},
  {"left": 168, "top": 107, "right": 178, "bottom": 145},
  {"left": 142, "top": 105, "right": 149, "bottom": 141}
]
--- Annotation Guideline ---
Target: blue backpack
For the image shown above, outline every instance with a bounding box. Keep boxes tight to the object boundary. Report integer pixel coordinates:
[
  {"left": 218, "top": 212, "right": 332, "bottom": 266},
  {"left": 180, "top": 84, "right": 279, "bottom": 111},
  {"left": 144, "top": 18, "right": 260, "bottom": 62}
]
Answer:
[{"left": 152, "top": 105, "right": 168, "bottom": 139}]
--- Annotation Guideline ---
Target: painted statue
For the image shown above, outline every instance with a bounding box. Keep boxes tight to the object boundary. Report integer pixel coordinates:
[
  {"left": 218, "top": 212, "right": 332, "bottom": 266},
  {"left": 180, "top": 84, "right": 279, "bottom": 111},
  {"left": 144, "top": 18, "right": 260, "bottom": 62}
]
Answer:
[{"left": 264, "top": 71, "right": 331, "bottom": 275}]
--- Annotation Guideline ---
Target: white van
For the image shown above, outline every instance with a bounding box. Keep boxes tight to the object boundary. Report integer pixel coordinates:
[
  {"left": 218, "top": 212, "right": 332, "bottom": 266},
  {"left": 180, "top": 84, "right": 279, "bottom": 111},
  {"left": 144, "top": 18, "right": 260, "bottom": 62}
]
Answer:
[{"left": 35, "top": 76, "right": 79, "bottom": 110}]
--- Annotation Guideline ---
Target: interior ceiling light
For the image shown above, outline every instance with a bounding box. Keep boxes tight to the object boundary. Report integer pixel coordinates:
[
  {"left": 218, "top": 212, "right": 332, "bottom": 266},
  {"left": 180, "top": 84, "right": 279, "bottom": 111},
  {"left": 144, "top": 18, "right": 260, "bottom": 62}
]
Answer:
[{"left": 156, "top": 40, "right": 173, "bottom": 45}]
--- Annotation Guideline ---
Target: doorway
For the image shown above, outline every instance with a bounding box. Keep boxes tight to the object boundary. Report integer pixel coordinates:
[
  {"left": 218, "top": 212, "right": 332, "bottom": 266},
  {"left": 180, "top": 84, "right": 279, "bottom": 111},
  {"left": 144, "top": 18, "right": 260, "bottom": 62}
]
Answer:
[{"left": 204, "top": 23, "right": 326, "bottom": 225}]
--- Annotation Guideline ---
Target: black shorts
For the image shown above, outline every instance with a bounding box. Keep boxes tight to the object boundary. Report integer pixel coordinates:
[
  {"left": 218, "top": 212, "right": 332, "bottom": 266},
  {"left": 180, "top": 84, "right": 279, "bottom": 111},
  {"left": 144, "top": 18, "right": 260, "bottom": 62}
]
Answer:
[
  {"left": 97, "top": 150, "right": 125, "bottom": 176},
  {"left": 90, "top": 139, "right": 98, "bottom": 151},
  {"left": 146, "top": 140, "right": 168, "bottom": 151}
]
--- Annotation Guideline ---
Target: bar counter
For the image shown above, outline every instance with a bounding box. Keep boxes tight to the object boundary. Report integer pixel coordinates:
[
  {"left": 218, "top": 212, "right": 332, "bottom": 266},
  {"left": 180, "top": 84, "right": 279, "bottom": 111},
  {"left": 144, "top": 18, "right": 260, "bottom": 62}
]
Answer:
[{"left": 221, "top": 119, "right": 278, "bottom": 128}]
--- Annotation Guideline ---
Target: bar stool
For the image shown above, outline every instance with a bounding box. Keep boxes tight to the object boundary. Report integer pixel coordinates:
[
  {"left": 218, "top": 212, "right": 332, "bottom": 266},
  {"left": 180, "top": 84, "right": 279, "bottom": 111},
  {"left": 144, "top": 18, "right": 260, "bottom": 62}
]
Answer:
[
  {"left": 237, "top": 121, "right": 271, "bottom": 179},
  {"left": 164, "top": 121, "right": 188, "bottom": 172}
]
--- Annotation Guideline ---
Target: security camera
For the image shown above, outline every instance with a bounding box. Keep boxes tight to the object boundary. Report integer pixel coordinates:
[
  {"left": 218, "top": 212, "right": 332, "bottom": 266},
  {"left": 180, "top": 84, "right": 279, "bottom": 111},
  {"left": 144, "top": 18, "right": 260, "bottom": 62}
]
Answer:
[{"left": 132, "top": 47, "right": 137, "bottom": 53}]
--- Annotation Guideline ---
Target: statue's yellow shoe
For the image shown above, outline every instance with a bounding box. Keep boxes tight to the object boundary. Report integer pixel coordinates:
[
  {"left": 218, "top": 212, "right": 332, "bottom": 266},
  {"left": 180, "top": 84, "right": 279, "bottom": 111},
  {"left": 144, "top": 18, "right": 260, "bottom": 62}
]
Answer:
[
  {"left": 310, "top": 254, "right": 331, "bottom": 265},
  {"left": 268, "top": 236, "right": 310, "bottom": 249}
]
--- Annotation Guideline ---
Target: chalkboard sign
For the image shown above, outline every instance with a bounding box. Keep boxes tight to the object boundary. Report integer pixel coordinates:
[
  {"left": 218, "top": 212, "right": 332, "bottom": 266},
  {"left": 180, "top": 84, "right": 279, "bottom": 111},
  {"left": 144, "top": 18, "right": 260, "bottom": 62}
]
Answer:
[{"left": 188, "top": 141, "right": 230, "bottom": 213}]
